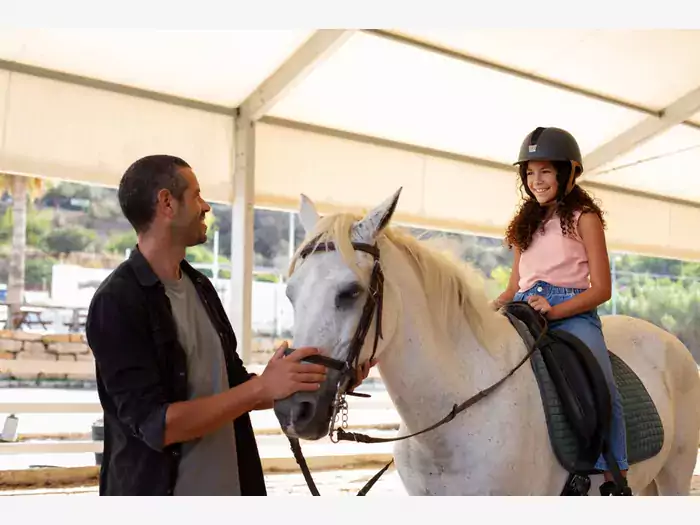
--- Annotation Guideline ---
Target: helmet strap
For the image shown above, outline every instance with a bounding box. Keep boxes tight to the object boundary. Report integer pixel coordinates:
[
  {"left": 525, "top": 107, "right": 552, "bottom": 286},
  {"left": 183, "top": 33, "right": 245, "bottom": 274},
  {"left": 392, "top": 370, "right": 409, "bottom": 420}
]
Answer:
[{"left": 557, "top": 160, "right": 581, "bottom": 202}]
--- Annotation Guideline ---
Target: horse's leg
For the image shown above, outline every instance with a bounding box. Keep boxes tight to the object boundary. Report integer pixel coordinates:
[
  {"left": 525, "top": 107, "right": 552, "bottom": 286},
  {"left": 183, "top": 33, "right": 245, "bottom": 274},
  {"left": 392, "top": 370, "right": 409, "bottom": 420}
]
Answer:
[
  {"left": 653, "top": 409, "right": 700, "bottom": 495},
  {"left": 653, "top": 440, "right": 697, "bottom": 495},
  {"left": 637, "top": 479, "right": 658, "bottom": 496},
  {"left": 653, "top": 346, "right": 700, "bottom": 496}
]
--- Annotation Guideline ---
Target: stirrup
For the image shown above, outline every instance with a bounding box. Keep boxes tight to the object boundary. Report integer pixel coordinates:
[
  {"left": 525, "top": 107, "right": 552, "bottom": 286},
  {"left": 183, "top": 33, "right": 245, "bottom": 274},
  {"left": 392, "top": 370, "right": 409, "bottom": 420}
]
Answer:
[
  {"left": 561, "top": 474, "right": 591, "bottom": 496},
  {"left": 599, "top": 480, "right": 632, "bottom": 496}
]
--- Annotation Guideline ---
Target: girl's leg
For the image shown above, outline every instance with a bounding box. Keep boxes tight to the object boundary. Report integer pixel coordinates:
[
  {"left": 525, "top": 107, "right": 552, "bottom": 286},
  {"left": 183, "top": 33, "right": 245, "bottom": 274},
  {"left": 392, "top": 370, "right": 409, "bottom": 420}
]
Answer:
[{"left": 550, "top": 313, "right": 628, "bottom": 476}]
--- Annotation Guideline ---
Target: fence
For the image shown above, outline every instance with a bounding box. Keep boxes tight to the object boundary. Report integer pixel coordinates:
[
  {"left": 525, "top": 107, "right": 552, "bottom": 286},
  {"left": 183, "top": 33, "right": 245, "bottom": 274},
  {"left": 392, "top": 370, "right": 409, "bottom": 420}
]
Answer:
[{"left": 0, "top": 359, "right": 390, "bottom": 490}]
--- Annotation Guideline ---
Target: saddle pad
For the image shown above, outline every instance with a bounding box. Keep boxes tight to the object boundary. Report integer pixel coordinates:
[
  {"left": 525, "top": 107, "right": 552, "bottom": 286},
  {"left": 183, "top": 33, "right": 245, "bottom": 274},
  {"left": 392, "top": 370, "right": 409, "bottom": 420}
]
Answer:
[{"left": 511, "top": 317, "right": 665, "bottom": 474}]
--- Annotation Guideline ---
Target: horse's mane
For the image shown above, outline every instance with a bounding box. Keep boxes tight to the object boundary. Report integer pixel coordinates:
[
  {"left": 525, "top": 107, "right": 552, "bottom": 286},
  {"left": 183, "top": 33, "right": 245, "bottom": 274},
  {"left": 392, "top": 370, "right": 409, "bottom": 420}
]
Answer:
[{"left": 289, "top": 212, "right": 506, "bottom": 355}]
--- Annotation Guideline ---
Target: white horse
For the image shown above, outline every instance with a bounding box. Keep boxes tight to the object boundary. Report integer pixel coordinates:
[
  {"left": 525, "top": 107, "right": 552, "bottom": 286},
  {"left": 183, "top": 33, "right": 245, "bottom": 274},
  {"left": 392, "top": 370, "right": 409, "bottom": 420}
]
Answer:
[{"left": 274, "top": 188, "right": 700, "bottom": 496}]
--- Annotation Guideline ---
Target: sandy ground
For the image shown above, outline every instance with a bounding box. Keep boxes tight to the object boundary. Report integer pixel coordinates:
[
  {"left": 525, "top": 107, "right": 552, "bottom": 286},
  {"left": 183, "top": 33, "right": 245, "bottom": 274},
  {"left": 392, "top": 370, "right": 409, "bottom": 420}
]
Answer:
[
  {"left": 0, "top": 468, "right": 405, "bottom": 497},
  {"left": 4, "top": 470, "right": 700, "bottom": 497},
  {"left": 3, "top": 386, "right": 700, "bottom": 496}
]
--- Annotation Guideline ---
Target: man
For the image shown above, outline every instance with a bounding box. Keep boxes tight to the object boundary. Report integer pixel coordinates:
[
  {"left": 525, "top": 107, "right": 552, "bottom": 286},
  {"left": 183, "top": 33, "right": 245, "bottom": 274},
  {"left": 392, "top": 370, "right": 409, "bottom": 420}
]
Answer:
[{"left": 86, "top": 155, "right": 372, "bottom": 496}]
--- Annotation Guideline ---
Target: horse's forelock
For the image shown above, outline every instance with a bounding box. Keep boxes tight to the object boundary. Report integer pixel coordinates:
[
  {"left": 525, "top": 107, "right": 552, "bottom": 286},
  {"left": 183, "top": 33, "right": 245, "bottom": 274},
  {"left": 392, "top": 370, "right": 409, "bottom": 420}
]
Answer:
[{"left": 289, "top": 212, "right": 369, "bottom": 284}]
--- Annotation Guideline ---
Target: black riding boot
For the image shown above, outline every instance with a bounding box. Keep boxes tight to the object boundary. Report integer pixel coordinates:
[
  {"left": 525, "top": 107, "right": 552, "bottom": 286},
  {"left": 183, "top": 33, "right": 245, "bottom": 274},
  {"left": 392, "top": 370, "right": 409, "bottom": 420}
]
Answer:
[{"left": 599, "top": 480, "right": 633, "bottom": 496}]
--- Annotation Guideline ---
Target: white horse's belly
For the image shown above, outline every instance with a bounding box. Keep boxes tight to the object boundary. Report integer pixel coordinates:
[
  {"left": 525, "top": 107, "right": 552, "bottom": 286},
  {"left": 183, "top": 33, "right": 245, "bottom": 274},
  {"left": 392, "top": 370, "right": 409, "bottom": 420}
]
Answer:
[
  {"left": 390, "top": 384, "right": 569, "bottom": 496},
  {"left": 392, "top": 435, "right": 567, "bottom": 495}
]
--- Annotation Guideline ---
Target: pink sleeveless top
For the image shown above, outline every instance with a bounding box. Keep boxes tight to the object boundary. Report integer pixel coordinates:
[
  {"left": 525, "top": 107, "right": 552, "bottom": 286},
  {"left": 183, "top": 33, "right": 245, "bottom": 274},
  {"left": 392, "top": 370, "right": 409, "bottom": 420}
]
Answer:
[{"left": 518, "top": 210, "right": 590, "bottom": 292}]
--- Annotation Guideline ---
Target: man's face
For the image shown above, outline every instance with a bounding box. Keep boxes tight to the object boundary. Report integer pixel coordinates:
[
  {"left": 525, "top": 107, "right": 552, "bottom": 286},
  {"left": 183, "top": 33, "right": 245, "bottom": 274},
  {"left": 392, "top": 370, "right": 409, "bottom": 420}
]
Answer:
[{"left": 168, "top": 167, "right": 211, "bottom": 247}]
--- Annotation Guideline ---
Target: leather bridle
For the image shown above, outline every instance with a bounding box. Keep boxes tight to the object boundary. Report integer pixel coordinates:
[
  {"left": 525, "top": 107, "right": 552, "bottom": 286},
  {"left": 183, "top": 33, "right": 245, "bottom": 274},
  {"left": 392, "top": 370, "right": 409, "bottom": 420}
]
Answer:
[
  {"left": 287, "top": 239, "right": 385, "bottom": 382},
  {"left": 284, "top": 237, "right": 548, "bottom": 496}
]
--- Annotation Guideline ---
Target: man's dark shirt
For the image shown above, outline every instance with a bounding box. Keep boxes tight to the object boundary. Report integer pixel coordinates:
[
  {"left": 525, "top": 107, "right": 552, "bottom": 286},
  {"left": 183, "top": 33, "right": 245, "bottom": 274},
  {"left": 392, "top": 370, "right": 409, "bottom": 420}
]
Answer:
[{"left": 85, "top": 247, "right": 266, "bottom": 496}]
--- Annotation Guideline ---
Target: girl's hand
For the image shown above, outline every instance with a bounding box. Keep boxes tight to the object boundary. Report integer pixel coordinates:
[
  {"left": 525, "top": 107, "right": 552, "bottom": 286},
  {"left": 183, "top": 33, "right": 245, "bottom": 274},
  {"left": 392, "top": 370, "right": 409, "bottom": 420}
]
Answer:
[
  {"left": 348, "top": 358, "right": 378, "bottom": 392},
  {"left": 527, "top": 295, "right": 552, "bottom": 315}
]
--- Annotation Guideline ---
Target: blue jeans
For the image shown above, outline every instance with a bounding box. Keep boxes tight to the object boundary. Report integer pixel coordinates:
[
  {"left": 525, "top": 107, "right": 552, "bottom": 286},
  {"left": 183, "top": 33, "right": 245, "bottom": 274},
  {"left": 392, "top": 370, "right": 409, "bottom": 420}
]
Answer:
[{"left": 514, "top": 281, "right": 629, "bottom": 471}]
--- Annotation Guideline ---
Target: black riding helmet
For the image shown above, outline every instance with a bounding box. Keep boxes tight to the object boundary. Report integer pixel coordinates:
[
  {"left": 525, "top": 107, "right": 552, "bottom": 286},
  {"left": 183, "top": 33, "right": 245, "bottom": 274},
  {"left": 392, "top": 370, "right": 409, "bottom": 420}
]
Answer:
[{"left": 514, "top": 127, "right": 583, "bottom": 203}]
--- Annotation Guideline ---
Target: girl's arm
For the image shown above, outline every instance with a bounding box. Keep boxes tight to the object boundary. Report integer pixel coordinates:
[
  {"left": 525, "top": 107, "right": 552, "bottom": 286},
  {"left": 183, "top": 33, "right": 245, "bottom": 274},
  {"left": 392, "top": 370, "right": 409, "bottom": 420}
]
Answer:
[
  {"left": 548, "top": 212, "right": 612, "bottom": 320},
  {"left": 492, "top": 247, "right": 521, "bottom": 308}
]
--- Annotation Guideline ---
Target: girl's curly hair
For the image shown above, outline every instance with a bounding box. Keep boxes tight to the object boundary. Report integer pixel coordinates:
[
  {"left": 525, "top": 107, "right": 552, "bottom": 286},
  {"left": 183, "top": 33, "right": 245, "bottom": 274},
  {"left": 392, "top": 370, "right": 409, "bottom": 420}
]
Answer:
[{"left": 505, "top": 161, "right": 606, "bottom": 252}]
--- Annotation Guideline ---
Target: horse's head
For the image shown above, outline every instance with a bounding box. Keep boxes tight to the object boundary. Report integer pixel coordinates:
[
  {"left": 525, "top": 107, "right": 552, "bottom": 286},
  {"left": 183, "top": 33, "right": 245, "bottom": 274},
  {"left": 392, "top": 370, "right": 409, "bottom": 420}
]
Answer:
[{"left": 273, "top": 188, "right": 402, "bottom": 440}]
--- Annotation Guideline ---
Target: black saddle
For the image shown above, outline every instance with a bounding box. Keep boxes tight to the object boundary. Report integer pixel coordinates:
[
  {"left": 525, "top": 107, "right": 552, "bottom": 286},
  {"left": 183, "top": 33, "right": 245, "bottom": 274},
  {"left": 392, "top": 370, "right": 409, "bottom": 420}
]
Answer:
[
  {"left": 502, "top": 302, "right": 610, "bottom": 466},
  {"left": 501, "top": 302, "right": 663, "bottom": 495}
]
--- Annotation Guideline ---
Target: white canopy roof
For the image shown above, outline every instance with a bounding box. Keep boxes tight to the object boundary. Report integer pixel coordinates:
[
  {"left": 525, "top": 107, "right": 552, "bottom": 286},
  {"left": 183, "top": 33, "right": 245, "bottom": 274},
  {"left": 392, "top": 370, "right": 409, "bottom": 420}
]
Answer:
[{"left": 0, "top": 28, "right": 699, "bottom": 261}]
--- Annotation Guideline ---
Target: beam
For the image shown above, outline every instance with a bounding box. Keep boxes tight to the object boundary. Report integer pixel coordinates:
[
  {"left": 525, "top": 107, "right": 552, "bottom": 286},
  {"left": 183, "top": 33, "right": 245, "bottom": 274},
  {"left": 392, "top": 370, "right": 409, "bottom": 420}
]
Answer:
[
  {"left": 0, "top": 58, "right": 235, "bottom": 116},
  {"left": 229, "top": 116, "right": 256, "bottom": 365},
  {"left": 238, "top": 30, "right": 354, "bottom": 121},
  {"left": 260, "top": 116, "right": 700, "bottom": 211},
  {"left": 229, "top": 31, "right": 354, "bottom": 363},
  {"left": 583, "top": 86, "right": 700, "bottom": 173},
  {"left": 364, "top": 30, "right": 700, "bottom": 131}
]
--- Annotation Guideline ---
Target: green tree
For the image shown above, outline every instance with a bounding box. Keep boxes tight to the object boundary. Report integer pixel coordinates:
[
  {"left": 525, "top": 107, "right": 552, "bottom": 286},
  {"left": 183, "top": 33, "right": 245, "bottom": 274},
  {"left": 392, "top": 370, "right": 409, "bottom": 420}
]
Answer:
[
  {"left": 45, "top": 225, "right": 97, "bottom": 254},
  {"left": 185, "top": 245, "right": 232, "bottom": 279},
  {"left": 490, "top": 265, "right": 512, "bottom": 292},
  {"left": 0, "top": 174, "right": 46, "bottom": 327},
  {"left": 600, "top": 275, "right": 700, "bottom": 360},
  {"left": 105, "top": 230, "right": 137, "bottom": 255},
  {"left": 25, "top": 256, "right": 58, "bottom": 290}
]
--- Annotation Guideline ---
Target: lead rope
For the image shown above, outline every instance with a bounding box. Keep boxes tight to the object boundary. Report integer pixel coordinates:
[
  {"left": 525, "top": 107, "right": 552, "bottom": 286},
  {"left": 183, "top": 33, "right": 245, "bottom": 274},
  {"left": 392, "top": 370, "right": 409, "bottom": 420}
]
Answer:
[
  {"left": 287, "top": 433, "right": 393, "bottom": 496},
  {"left": 288, "top": 437, "right": 320, "bottom": 496}
]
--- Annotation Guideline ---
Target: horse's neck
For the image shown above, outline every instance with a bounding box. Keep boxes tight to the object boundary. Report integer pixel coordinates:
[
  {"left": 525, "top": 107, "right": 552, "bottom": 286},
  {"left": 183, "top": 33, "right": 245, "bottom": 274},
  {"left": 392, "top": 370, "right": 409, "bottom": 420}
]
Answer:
[{"left": 376, "top": 242, "right": 524, "bottom": 432}]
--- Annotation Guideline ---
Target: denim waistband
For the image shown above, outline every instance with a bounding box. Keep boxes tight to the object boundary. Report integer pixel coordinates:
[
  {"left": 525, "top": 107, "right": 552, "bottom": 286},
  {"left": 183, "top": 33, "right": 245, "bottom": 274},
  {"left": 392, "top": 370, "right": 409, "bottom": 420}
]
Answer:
[{"left": 522, "top": 280, "right": 587, "bottom": 296}]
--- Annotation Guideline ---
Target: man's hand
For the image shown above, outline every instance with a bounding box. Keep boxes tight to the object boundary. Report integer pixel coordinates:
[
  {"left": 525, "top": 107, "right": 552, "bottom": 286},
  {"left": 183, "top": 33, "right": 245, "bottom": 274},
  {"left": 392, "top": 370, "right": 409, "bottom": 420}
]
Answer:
[
  {"left": 348, "top": 358, "right": 378, "bottom": 393},
  {"left": 259, "top": 341, "right": 327, "bottom": 402}
]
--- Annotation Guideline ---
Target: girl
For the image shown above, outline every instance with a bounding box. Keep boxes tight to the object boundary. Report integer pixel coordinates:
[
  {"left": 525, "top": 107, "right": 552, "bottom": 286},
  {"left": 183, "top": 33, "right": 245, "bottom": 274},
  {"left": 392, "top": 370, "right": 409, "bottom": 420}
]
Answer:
[{"left": 493, "top": 126, "right": 629, "bottom": 495}]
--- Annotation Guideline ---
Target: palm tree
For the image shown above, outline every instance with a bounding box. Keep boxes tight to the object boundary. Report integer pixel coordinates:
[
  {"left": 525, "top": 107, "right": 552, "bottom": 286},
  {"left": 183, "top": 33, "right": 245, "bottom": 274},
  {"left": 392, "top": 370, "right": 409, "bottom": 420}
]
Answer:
[{"left": 0, "top": 174, "right": 44, "bottom": 329}]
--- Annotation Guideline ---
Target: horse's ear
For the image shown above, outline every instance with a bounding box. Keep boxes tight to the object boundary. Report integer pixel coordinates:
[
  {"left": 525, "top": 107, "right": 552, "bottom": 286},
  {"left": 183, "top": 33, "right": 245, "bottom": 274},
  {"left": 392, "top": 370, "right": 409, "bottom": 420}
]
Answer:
[
  {"left": 353, "top": 187, "right": 402, "bottom": 242},
  {"left": 299, "top": 193, "right": 320, "bottom": 233}
]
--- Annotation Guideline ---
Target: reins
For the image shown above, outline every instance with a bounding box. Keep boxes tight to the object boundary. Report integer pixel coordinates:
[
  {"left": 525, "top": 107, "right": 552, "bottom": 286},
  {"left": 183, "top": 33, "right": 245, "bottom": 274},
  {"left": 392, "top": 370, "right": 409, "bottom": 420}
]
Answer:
[{"left": 284, "top": 237, "right": 549, "bottom": 496}]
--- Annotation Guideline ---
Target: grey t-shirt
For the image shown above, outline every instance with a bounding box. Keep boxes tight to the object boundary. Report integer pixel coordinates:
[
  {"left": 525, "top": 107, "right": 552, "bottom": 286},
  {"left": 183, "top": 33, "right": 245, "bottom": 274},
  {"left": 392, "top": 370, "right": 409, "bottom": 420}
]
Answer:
[{"left": 164, "top": 272, "right": 241, "bottom": 496}]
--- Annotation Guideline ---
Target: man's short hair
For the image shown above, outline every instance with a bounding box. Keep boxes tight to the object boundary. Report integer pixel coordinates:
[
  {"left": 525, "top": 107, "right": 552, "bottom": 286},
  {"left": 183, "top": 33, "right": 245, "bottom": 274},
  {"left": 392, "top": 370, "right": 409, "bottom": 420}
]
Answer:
[{"left": 118, "top": 155, "right": 191, "bottom": 233}]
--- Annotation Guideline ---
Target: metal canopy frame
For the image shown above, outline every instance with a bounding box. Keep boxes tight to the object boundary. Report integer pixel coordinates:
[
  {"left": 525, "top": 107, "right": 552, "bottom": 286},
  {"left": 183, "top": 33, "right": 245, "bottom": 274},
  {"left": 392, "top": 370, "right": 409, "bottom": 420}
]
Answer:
[
  {"left": 583, "top": 85, "right": 700, "bottom": 173},
  {"left": 231, "top": 30, "right": 355, "bottom": 360}
]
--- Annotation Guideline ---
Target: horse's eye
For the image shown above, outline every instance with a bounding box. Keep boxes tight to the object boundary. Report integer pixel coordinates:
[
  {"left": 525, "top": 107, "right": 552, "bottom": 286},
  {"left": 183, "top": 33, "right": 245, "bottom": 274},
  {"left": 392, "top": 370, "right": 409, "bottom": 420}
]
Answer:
[{"left": 336, "top": 283, "right": 363, "bottom": 308}]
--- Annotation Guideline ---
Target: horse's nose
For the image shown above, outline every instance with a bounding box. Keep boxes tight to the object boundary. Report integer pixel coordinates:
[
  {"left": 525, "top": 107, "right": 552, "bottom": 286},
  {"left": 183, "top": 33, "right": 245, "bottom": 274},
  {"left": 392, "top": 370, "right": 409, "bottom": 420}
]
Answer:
[{"left": 293, "top": 400, "right": 316, "bottom": 429}]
